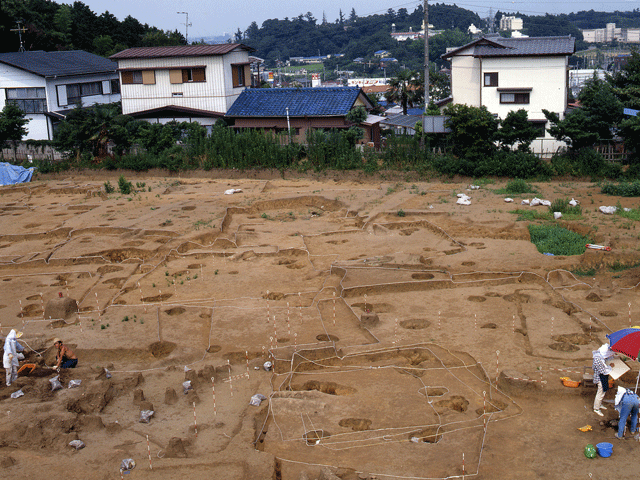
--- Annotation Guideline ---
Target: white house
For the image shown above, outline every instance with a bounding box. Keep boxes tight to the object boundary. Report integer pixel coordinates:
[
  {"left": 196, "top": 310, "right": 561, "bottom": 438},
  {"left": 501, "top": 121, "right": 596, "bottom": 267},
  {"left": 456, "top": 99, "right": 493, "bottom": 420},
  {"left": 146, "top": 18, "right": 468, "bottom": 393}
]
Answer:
[
  {"left": 442, "top": 35, "right": 575, "bottom": 156},
  {"left": 499, "top": 16, "right": 523, "bottom": 32},
  {"left": 0, "top": 50, "right": 120, "bottom": 140},
  {"left": 109, "top": 44, "right": 255, "bottom": 129}
]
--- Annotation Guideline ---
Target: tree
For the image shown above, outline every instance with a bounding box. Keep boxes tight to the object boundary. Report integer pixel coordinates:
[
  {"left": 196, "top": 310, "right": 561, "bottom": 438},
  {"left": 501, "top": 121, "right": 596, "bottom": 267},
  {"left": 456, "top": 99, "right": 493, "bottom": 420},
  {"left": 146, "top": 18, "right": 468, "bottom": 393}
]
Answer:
[
  {"left": 385, "top": 70, "right": 423, "bottom": 115},
  {"left": 349, "top": 8, "right": 357, "bottom": 24},
  {"left": 444, "top": 104, "right": 499, "bottom": 159},
  {"left": 0, "top": 104, "right": 29, "bottom": 160},
  {"left": 544, "top": 74, "right": 622, "bottom": 151},
  {"left": 497, "top": 109, "right": 539, "bottom": 152}
]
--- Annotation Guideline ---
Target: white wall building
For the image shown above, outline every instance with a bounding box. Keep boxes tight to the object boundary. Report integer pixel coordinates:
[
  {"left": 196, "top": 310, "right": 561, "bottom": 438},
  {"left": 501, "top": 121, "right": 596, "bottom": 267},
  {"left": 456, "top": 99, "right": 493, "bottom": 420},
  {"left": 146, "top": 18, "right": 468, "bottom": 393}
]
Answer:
[
  {"left": 499, "top": 16, "right": 523, "bottom": 32},
  {"left": 442, "top": 36, "right": 575, "bottom": 156},
  {"left": 110, "top": 44, "right": 255, "bottom": 128},
  {"left": 582, "top": 23, "right": 640, "bottom": 43},
  {"left": 0, "top": 50, "right": 120, "bottom": 140}
]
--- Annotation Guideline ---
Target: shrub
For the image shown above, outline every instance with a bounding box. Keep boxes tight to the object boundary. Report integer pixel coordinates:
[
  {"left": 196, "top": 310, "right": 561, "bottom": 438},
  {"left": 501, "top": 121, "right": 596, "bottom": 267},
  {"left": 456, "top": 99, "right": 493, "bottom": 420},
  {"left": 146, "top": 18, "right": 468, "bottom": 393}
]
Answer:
[
  {"left": 549, "top": 198, "right": 582, "bottom": 216},
  {"left": 528, "top": 224, "right": 589, "bottom": 256},
  {"left": 118, "top": 175, "right": 132, "bottom": 194},
  {"left": 601, "top": 180, "right": 640, "bottom": 197},
  {"left": 502, "top": 179, "right": 536, "bottom": 194},
  {"left": 104, "top": 181, "right": 115, "bottom": 194}
]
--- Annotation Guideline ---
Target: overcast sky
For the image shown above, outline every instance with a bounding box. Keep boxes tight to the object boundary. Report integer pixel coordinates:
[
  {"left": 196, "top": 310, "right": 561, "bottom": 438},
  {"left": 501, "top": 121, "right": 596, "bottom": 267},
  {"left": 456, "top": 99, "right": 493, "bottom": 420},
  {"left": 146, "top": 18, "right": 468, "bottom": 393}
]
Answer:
[{"left": 80, "top": 0, "right": 640, "bottom": 39}]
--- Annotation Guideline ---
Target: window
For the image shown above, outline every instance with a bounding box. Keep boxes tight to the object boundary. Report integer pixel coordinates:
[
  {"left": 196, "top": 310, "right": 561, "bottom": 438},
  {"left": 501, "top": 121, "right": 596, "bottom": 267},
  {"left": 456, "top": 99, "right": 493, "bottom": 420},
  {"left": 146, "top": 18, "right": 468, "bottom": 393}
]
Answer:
[
  {"left": 500, "top": 92, "right": 530, "bottom": 104},
  {"left": 170, "top": 68, "right": 206, "bottom": 84},
  {"left": 66, "top": 81, "right": 103, "bottom": 103},
  {"left": 484, "top": 72, "right": 498, "bottom": 87},
  {"left": 110, "top": 79, "right": 121, "bottom": 94},
  {"left": 121, "top": 70, "right": 154, "bottom": 85},
  {"left": 6, "top": 88, "right": 47, "bottom": 113},
  {"left": 232, "top": 64, "right": 251, "bottom": 87}
]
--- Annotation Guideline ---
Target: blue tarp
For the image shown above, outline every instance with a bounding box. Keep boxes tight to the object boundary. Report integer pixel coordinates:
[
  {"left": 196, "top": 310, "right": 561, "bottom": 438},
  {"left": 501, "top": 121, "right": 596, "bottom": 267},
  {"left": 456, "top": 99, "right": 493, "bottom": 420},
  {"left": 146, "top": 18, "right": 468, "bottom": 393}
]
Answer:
[{"left": 0, "top": 162, "right": 35, "bottom": 186}]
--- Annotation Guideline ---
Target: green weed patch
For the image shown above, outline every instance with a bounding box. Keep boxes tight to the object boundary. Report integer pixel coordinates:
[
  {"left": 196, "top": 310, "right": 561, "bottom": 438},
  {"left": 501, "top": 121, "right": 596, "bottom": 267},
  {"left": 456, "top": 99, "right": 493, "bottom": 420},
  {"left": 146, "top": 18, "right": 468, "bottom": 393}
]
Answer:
[{"left": 528, "top": 224, "right": 589, "bottom": 256}]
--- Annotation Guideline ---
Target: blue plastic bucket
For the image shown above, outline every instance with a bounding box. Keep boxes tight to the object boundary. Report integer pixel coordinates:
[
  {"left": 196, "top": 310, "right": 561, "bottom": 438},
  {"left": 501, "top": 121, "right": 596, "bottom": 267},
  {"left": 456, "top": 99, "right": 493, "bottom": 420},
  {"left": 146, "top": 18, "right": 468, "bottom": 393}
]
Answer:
[{"left": 596, "top": 442, "right": 613, "bottom": 458}]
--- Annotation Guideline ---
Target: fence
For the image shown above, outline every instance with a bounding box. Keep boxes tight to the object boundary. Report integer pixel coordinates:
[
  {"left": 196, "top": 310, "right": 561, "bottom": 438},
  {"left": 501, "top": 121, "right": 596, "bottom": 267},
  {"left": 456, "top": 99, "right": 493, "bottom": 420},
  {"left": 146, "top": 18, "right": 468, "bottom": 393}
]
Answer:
[{"left": 1, "top": 143, "right": 65, "bottom": 162}]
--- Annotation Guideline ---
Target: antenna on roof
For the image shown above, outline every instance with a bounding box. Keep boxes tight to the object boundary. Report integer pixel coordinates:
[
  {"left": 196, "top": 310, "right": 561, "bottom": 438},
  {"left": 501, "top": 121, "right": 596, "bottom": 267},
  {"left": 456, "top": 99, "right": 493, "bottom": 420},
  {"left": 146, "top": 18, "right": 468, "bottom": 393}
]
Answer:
[
  {"left": 10, "top": 20, "right": 27, "bottom": 52},
  {"left": 177, "top": 12, "right": 192, "bottom": 44}
]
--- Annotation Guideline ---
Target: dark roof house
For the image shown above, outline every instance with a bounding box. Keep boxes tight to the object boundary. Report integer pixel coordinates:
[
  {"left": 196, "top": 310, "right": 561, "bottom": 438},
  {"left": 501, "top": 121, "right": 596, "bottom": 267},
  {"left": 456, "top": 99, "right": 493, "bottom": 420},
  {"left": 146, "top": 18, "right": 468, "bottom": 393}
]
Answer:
[{"left": 226, "top": 87, "right": 381, "bottom": 148}]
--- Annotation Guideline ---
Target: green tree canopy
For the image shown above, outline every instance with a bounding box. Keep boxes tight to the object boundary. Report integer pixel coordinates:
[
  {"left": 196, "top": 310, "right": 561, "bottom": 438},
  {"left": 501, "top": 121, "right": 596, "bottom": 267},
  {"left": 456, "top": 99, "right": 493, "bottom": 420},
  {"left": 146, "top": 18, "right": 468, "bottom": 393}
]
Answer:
[
  {"left": 0, "top": 104, "right": 29, "bottom": 158},
  {"left": 444, "top": 104, "right": 499, "bottom": 160},
  {"left": 385, "top": 69, "right": 423, "bottom": 115},
  {"left": 497, "top": 109, "right": 540, "bottom": 152}
]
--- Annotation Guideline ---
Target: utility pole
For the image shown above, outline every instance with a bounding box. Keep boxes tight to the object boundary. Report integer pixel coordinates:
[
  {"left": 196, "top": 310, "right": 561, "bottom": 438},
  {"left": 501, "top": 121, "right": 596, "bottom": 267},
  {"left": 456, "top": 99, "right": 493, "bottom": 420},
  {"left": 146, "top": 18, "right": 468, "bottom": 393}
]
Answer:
[
  {"left": 177, "top": 12, "right": 192, "bottom": 44},
  {"left": 10, "top": 21, "right": 27, "bottom": 52},
  {"left": 423, "top": 0, "right": 429, "bottom": 133}
]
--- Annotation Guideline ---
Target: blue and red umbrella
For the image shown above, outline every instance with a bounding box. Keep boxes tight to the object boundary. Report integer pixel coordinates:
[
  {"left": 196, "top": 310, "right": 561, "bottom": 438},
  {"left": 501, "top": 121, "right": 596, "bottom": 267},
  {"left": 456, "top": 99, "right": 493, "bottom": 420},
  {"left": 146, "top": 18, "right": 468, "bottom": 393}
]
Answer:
[{"left": 607, "top": 327, "right": 640, "bottom": 361}]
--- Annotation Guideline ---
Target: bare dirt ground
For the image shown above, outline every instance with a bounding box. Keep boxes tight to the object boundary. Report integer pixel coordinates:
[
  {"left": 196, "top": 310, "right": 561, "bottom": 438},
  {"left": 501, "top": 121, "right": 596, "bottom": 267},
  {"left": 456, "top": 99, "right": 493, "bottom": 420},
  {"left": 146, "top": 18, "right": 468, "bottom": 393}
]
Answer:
[{"left": 1, "top": 170, "right": 640, "bottom": 480}]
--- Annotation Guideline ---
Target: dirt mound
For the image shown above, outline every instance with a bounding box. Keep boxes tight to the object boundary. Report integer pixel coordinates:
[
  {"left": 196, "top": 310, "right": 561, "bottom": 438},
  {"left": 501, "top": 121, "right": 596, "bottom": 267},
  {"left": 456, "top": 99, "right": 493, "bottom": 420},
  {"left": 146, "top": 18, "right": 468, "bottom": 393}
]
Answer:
[
  {"left": 435, "top": 395, "right": 469, "bottom": 413},
  {"left": 316, "top": 334, "right": 339, "bottom": 342},
  {"left": 97, "top": 265, "right": 123, "bottom": 275},
  {"left": 149, "top": 341, "right": 176, "bottom": 358},
  {"left": 549, "top": 343, "right": 580, "bottom": 352},
  {"left": 553, "top": 333, "right": 591, "bottom": 345},
  {"left": 400, "top": 318, "right": 431, "bottom": 330},
  {"left": 468, "top": 296, "right": 486, "bottom": 302},
  {"left": 165, "top": 437, "right": 188, "bottom": 457},
  {"left": 338, "top": 418, "right": 372, "bottom": 431},
  {"left": 165, "top": 306, "right": 186, "bottom": 316},
  {"left": 291, "top": 380, "right": 356, "bottom": 395},
  {"left": 43, "top": 297, "right": 78, "bottom": 320},
  {"left": 66, "top": 382, "right": 117, "bottom": 414},
  {"left": 408, "top": 425, "right": 442, "bottom": 443},
  {"left": 586, "top": 292, "right": 602, "bottom": 302},
  {"left": 165, "top": 387, "right": 179, "bottom": 405},
  {"left": 304, "top": 430, "right": 331, "bottom": 445}
]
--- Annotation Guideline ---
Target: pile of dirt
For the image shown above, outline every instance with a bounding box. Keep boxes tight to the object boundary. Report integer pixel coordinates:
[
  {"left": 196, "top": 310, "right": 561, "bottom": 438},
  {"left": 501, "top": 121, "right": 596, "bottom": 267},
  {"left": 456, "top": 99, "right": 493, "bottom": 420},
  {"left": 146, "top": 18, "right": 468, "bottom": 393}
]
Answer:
[{"left": 43, "top": 297, "right": 78, "bottom": 320}]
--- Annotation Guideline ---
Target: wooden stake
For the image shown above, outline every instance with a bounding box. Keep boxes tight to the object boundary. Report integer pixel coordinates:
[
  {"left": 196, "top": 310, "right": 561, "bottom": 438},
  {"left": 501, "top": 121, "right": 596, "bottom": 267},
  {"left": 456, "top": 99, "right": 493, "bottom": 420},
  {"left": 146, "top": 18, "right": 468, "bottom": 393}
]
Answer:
[
  {"left": 245, "top": 350, "right": 250, "bottom": 376},
  {"left": 438, "top": 310, "right": 441, "bottom": 329},
  {"left": 394, "top": 318, "right": 398, "bottom": 345},
  {"left": 193, "top": 402, "right": 198, "bottom": 437},
  {"left": 65, "top": 280, "right": 70, "bottom": 297},
  {"left": 483, "top": 390, "right": 487, "bottom": 431},
  {"left": 551, "top": 316, "right": 554, "bottom": 338},
  {"left": 495, "top": 350, "right": 500, "bottom": 384},
  {"left": 273, "top": 316, "right": 278, "bottom": 348},
  {"left": 298, "top": 292, "right": 302, "bottom": 324},
  {"left": 95, "top": 293, "right": 101, "bottom": 320},
  {"left": 332, "top": 292, "right": 336, "bottom": 326},
  {"left": 364, "top": 294, "right": 367, "bottom": 313},
  {"left": 287, "top": 302, "right": 291, "bottom": 335},
  {"left": 266, "top": 290, "right": 270, "bottom": 324},
  {"left": 146, "top": 434, "right": 152, "bottom": 470},
  {"left": 40, "top": 293, "right": 44, "bottom": 318},
  {"left": 474, "top": 313, "right": 477, "bottom": 330},
  {"left": 212, "top": 377, "right": 217, "bottom": 416},
  {"left": 294, "top": 332, "right": 297, "bottom": 352},
  {"left": 512, "top": 314, "right": 516, "bottom": 333}
]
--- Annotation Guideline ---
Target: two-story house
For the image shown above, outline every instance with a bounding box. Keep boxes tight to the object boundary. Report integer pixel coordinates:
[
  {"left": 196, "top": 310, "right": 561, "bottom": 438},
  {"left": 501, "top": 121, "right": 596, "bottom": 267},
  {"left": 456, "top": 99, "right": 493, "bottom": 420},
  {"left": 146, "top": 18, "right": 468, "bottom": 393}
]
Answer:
[
  {"left": 109, "top": 44, "right": 255, "bottom": 130},
  {"left": 0, "top": 50, "right": 120, "bottom": 140},
  {"left": 442, "top": 35, "right": 575, "bottom": 155}
]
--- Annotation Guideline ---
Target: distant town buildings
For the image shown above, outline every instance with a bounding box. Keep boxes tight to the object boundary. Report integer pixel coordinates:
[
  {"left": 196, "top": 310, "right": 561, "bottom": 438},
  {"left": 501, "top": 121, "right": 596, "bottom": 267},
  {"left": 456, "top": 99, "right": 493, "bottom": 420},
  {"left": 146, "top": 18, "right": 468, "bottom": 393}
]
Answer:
[
  {"left": 390, "top": 21, "right": 440, "bottom": 41},
  {"left": 582, "top": 23, "right": 640, "bottom": 43},
  {"left": 499, "top": 16, "right": 523, "bottom": 32}
]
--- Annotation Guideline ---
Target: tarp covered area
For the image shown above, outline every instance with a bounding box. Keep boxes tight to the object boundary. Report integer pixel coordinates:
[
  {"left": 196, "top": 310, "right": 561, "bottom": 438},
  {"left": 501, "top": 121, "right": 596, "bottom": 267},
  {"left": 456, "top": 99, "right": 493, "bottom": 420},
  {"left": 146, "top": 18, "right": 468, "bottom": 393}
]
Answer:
[{"left": 0, "top": 162, "right": 35, "bottom": 186}]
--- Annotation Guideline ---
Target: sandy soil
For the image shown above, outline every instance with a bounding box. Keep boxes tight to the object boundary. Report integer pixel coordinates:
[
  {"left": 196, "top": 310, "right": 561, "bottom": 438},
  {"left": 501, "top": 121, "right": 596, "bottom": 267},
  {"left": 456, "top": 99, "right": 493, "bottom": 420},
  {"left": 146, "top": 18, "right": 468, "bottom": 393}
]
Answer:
[{"left": 1, "top": 170, "right": 639, "bottom": 480}]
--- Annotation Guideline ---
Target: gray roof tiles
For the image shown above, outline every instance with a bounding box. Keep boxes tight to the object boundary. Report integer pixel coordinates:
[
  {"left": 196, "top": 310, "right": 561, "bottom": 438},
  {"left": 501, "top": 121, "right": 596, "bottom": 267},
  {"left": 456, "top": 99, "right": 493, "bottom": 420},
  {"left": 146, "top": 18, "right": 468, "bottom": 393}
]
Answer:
[
  {"left": 110, "top": 44, "right": 255, "bottom": 60},
  {"left": 0, "top": 50, "right": 117, "bottom": 77},
  {"left": 442, "top": 36, "right": 575, "bottom": 59}
]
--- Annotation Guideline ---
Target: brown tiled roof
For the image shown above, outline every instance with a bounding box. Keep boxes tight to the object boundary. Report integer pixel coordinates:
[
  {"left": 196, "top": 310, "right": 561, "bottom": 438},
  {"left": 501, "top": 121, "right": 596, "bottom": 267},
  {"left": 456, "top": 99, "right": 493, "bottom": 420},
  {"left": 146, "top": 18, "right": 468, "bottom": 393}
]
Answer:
[{"left": 110, "top": 44, "right": 255, "bottom": 60}]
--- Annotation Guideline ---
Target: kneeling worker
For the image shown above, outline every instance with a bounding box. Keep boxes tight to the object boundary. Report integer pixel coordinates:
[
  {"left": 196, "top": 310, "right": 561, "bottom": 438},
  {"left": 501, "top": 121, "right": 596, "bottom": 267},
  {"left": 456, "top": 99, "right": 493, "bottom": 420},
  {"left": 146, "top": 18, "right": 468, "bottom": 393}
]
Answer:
[{"left": 53, "top": 338, "right": 77, "bottom": 371}]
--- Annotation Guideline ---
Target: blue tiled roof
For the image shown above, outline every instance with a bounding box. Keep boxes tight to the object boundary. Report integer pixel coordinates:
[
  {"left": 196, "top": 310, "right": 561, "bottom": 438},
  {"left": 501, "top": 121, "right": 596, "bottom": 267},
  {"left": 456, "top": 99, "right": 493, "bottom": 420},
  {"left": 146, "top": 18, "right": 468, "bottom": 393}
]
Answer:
[
  {"left": 226, "top": 87, "right": 364, "bottom": 117},
  {"left": 0, "top": 50, "right": 117, "bottom": 77}
]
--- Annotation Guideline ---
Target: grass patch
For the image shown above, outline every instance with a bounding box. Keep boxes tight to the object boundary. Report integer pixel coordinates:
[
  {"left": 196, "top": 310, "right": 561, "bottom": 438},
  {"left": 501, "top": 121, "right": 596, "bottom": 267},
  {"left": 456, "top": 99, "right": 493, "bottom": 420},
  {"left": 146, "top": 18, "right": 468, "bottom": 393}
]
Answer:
[
  {"left": 509, "top": 209, "right": 552, "bottom": 221},
  {"left": 609, "top": 260, "right": 640, "bottom": 272},
  {"left": 601, "top": 181, "right": 640, "bottom": 197},
  {"left": 571, "top": 267, "right": 596, "bottom": 276},
  {"left": 495, "top": 179, "right": 537, "bottom": 195},
  {"left": 528, "top": 224, "right": 589, "bottom": 256},
  {"left": 549, "top": 198, "right": 582, "bottom": 216},
  {"left": 616, "top": 205, "right": 640, "bottom": 221}
]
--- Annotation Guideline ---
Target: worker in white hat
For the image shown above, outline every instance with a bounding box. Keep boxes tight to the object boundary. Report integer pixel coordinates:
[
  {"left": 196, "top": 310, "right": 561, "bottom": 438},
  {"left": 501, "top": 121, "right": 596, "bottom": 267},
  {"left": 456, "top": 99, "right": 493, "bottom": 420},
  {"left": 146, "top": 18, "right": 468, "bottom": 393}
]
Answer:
[
  {"left": 592, "top": 343, "right": 615, "bottom": 416},
  {"left": 3, "top": 329, "right": 24, "bottom": 387}
]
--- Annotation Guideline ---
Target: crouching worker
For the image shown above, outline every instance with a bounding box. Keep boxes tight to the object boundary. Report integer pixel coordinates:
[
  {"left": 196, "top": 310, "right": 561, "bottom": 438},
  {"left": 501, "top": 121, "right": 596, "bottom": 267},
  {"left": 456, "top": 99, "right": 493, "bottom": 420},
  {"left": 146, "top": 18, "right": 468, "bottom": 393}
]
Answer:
[
  {"left": 53, "top": 338, "right": 77, "bottom": 371},
  {"left": 615, "top": 386, "right": 640, "bottom": 439},
  {"left": 3, "top": 329, "right": 24, "bottom": 387}
]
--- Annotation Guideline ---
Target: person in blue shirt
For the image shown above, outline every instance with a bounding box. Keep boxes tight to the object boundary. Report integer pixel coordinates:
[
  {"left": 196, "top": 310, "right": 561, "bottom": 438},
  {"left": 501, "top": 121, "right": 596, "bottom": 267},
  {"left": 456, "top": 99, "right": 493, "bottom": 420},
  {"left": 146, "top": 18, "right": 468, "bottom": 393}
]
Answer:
[{"left": 615, "top": 386, "right": 640, "bottom": 439}]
